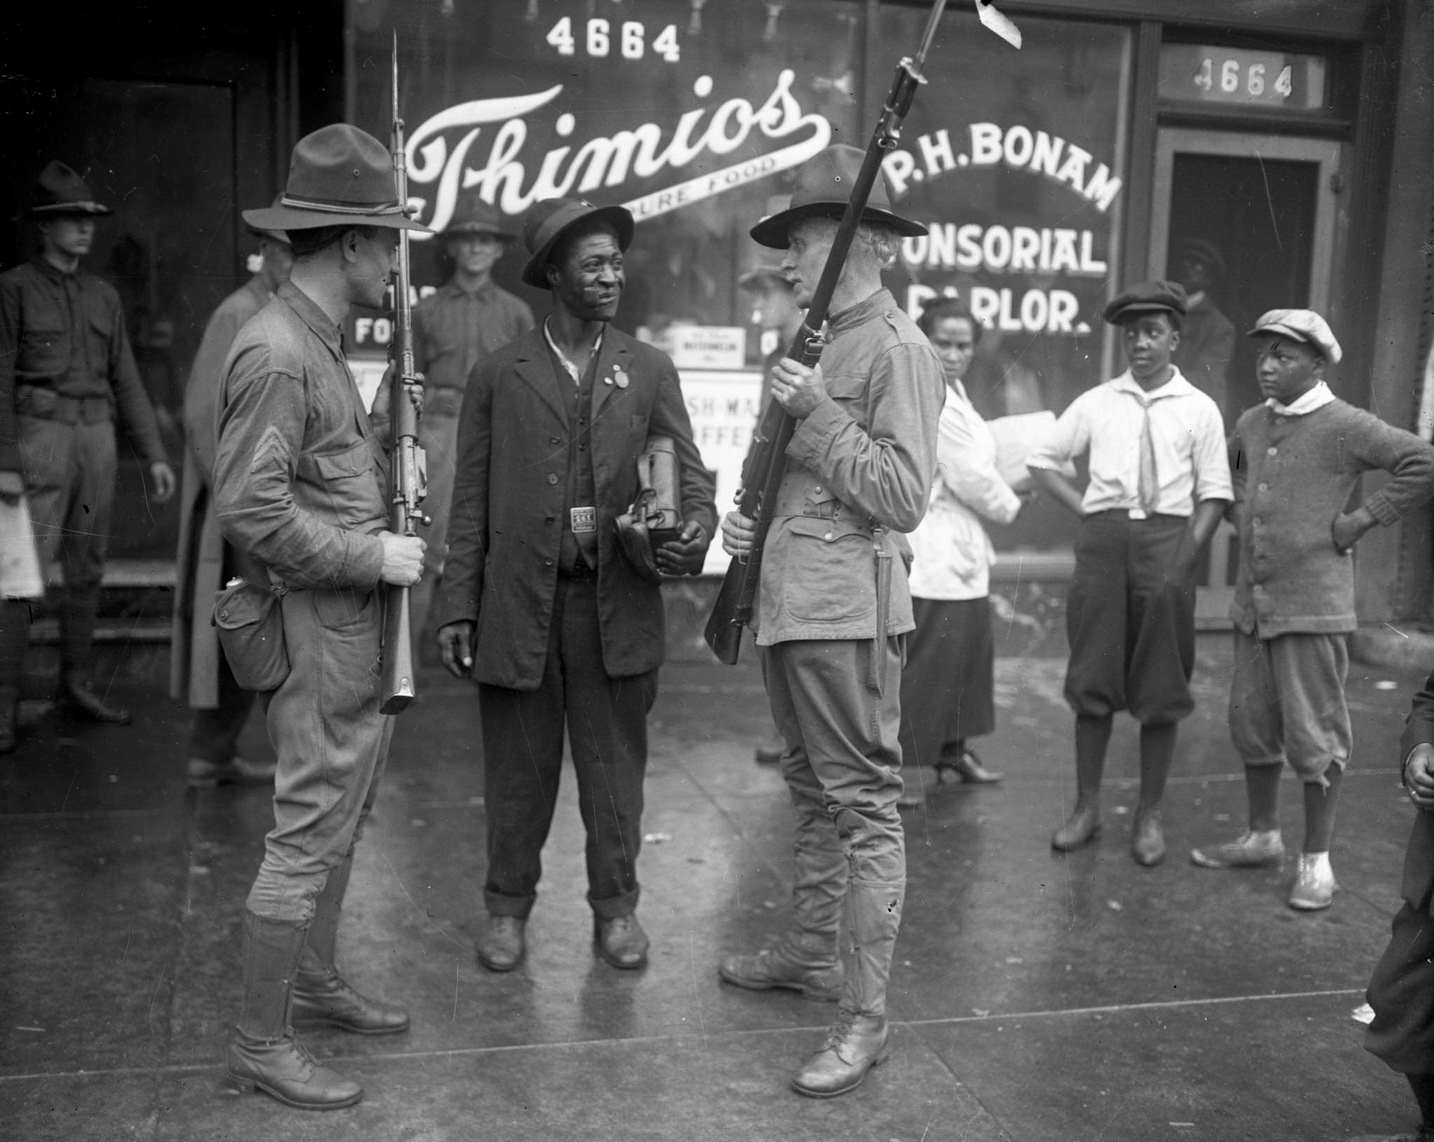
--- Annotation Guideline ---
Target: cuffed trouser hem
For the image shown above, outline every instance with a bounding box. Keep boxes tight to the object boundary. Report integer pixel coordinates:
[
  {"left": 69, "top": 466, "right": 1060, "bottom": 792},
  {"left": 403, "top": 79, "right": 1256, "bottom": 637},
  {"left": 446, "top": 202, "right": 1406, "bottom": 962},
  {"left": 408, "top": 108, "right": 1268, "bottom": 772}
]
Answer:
[
  {"left": 588, "top": 887, "right": 640, "bottom": 922},
  {"left": 483, "top": 890, "right": 537, "bottom": 921}
]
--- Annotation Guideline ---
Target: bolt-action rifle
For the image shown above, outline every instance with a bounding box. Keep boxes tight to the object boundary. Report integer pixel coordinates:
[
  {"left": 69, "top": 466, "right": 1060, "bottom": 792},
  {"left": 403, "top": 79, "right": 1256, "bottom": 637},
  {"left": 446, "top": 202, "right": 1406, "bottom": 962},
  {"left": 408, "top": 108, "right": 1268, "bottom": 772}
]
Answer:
[
  {"left": 704, "top": 0, "right": 1019, "bottom": 665},
  {"left": 380, "top": 32, "right": 428, "bottom": 714}
]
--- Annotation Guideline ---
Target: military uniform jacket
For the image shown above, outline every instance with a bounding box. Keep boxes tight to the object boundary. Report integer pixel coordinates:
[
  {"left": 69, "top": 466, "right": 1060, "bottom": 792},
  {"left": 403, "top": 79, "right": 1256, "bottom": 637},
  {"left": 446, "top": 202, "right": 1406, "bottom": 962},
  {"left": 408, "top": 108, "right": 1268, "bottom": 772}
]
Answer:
[
  {"left": 755, "top": 288, "right": 944, "bottom": 646},
  {"left": 0, "top": 256, "right": 167, "bottom": 473},
  {"left": 212, "top": 281, "right": 388, "bottom": 590},
  {"left": 434, "top": 323, "right": 717, "bottom": 690}
]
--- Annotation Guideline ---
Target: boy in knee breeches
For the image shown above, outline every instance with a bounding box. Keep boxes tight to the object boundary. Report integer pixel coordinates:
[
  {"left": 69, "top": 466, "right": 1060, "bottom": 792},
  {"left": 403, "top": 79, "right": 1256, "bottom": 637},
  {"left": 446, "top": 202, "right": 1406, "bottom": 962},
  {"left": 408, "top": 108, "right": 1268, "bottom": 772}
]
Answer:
[{"left": 1190, "top": 309, "right": 1434, "bottom": 911}]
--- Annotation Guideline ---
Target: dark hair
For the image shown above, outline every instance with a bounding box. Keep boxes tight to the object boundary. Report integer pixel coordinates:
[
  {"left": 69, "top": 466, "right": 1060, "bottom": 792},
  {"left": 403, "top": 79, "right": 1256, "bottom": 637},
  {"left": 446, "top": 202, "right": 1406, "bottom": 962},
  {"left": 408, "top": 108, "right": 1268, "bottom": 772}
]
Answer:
[
  {"left": 918, "top": 295, "right": 982, "bottom": 344},
  {"left": 288, "top": 224, "right": 383, "bottom": 259}
]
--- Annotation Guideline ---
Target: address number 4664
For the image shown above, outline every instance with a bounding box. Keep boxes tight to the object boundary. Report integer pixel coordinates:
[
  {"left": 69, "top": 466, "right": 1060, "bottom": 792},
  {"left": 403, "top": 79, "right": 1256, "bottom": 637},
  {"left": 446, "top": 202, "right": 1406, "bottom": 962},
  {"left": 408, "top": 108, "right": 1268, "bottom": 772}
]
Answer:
[{"left": 547, "top": 17, "right": 680, "bottom": 62}]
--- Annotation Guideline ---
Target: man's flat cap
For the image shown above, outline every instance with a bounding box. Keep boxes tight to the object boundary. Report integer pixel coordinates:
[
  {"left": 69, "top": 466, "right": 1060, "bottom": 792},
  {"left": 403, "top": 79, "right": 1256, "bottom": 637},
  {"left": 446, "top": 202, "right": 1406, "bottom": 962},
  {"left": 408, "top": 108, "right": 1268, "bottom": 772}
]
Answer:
[
  {"left": 1247, "top": 308, "right": 1342, "bottom": 364},
  {"left": 1102, "top": 280, "right": 1188, "bottom": 325}
]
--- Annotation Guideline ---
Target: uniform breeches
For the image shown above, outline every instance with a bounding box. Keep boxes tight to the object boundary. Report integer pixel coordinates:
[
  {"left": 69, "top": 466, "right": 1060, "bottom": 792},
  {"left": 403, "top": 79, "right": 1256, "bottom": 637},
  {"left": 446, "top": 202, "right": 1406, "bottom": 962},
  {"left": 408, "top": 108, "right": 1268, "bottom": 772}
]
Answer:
[
  {"left": 478, "top": 576, "right": 656, "bottom": 921},
  {"left": 245, "top": 587, "right": 392, "bottom": 923},
  {"left": 764, "top": 639, "right": 906, "bottom": 886},
  {"left": 0, "top": 417, "right": 116, "bottom": 687}
]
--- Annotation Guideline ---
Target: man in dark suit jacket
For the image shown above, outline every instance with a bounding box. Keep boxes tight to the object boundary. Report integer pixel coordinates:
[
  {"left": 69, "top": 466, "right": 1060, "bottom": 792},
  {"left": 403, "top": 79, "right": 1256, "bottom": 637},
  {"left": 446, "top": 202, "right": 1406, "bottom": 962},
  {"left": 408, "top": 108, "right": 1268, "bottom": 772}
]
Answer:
[
  {"left": 435, "top": 197, "right": 716, "bottom": 975},
  {"left": 1363, "top": 673, "right": 1434, "bottom": 1142}
]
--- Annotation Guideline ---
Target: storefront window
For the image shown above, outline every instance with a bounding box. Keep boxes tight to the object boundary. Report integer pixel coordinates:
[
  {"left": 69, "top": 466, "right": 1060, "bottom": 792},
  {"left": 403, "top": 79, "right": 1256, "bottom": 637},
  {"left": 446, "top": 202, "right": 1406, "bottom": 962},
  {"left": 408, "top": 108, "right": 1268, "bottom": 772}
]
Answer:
[
  {"left": 348, "top": 0, "right": 1130, "bottom": 556},
  {"left": 875, "top": 6, "right": 1131, "bottom": 551}
]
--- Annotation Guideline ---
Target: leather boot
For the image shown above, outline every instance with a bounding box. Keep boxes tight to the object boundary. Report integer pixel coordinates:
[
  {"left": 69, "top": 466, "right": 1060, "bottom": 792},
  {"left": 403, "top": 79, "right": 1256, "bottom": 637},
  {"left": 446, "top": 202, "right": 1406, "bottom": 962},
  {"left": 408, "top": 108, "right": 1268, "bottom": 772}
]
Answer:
[
  {"left": 0, "top": 686, "right": 17, "bottom": 754},
  {"left": 719, "top": 930, "right": 842, "bottom": 1001},
  {"left": 59, "top": 673, "right": 131, "bottom": 725},
  {"left": 292, "top": 859, "right": 409, "bottom": 1034},
  {"left": 225, "top": 911, "right": 363, "bottom": 1109},
  {"left": 791, "top": 876, "right": 903, "bottom": 1098}
]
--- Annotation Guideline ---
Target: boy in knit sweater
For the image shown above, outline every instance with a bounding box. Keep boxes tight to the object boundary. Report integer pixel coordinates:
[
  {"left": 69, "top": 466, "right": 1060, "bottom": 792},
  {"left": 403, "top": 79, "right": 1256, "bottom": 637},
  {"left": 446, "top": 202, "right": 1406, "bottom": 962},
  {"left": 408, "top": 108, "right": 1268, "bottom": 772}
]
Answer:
[{"left": 1191, "top": 308, "right": 1434, "bottom": 910}]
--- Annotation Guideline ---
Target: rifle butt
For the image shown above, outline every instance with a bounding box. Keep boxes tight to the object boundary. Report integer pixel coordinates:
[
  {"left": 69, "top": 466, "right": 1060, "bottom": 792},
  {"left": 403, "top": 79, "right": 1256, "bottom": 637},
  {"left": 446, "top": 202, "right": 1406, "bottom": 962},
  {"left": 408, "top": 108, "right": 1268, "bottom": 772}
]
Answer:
[
  {"left": 703, "top": 562, "right": 751, "bottom": 665},
  {"left": 380, "top": 584, "right": 416, "bottom": 714}
]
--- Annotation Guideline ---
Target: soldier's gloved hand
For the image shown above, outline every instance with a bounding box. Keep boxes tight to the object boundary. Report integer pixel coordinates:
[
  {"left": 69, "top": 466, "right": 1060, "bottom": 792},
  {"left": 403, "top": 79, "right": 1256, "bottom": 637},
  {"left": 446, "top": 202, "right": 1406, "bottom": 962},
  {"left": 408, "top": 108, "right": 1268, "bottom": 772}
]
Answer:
[
  {"left": 437, "top": 620, "right": 476, "bottom": 679},
  {"left": 654, "top": 519, "right": 709, "bottom": 576},
  {"left": 1405, "top": 744, "right": 1434, "bottom": 810},
  {"left": 378, "top": 531, "right": 426, "bottom": 585},
  {"left": 148, "top": 461, "right": 177, "bottom": 504},
  {"left": 0, "top": 469, "right": 23, "bottom": 503},
  {"left": 721, "top": 510, "right": 757, "bottom": 559}
]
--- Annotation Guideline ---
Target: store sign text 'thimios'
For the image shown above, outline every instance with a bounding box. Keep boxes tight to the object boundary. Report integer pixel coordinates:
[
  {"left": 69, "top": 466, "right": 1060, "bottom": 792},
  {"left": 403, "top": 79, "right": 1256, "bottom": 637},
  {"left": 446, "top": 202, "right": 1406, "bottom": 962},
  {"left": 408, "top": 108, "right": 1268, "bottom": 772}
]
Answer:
[{"left": 405, "top": 70, "right": 831, "bottom": 235}]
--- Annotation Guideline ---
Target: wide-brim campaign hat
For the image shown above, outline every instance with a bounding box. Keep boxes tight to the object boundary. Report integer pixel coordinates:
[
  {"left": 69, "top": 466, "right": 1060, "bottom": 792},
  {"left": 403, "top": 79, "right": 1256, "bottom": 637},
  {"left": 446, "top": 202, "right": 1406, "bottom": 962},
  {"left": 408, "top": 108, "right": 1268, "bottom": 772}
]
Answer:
[
  {"left": 242, "top": 124, "right": 428, "bottom": 233},
  {"left": 1178, "top": 237, "right": 1226, "bottom": 281},
  {"left": 245, "top": 195, "right": 292, "bottom": 246},
  {"left": 29, "top": 161, "right": 111, "bottom": 216},
  {"left": 443, "top": 197, "right": 518, "bottom": 242},
  {"left": 521, "top": 198, "right": 634, "bottom": 289},
  {"left": 749, "top": 144, "right": 926, "bottom": 250},
  {"left": 1102, "top": 280, "right": 1188, "bottom": 325},
  {"left": 1248, "top": 308, "right": 1343, "bottom": 364}
]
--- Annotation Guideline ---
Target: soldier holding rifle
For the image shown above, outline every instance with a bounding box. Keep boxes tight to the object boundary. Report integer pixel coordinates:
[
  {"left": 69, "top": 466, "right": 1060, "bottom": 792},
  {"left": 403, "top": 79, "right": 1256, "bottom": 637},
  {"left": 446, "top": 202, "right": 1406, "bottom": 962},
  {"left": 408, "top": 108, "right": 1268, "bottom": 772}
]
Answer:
[
  {"left": 212, "top": 123, "right": 427, "bottom": 1110},
  {"left": 716, "top": 144, "right": 944, "bottom": 1097}
]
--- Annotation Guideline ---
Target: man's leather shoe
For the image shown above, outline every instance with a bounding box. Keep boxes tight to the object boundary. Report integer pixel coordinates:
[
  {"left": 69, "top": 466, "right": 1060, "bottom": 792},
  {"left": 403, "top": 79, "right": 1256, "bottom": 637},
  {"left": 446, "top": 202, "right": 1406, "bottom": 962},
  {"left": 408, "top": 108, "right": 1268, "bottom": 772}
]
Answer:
[
  {"left": 225, "top": 1032, "right": 363, "bottom": 1110},
  {"left": 594, "top": 914, "right": 649, "bottom": 969},
  {"left": 187, "top": 754, "right": 278, "bottom": 787},
  {"left": 754, "top": 738, "right": 785, "bottom": 765},
  {"left": 718, "top": 947, "right": 842, "bottom": 1002},
  {"left": 476, "top": 915, "right": 527, "bottom": 972},
  {"left": 1131, "top": 812, "right": 1166, "bottom": 867},
  {"left": 292, "top": 966, "right": 410, "bottom": 1035},
  {"left": 791, "top": 1012, "right": 891, "bottom": 1098},
  {"left": 60, "top": 678, "right": 131, "bottom": 725},
  {"left": 1051, "top": 804, "right": 1100, "bottom": 851}
]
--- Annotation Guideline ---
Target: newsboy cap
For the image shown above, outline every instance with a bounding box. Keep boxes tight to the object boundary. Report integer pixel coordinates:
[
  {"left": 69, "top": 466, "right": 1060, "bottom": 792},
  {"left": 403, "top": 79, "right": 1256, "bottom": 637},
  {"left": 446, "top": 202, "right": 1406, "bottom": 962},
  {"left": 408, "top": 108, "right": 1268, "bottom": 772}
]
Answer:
[
  {"left": 1102, "top": 280, "right": 1188, "bottom": 325},
  {"left": 748, "top": 144, "right": 927, "bottom": 250},
  {"left": 29, "top": 161, "right": 111, "bottom": 216},
  {"left": 242, "top": 124, "right": 429, "bottom": 233},
  {"left": 1247, "top": 308, "right": 1342, "bottom": 364},
  {"left": 442, "top": 197, "right": 518, "bottom": 242},
  {"left": 521, "top": 197, "right": 634, "bottom": 289}
]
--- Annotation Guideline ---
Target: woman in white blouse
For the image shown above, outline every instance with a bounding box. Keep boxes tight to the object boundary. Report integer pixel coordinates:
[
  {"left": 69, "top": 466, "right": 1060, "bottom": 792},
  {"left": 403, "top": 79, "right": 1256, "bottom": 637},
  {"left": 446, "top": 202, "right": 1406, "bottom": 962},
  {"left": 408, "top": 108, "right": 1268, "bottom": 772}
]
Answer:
[{"left": 899, "top": 297, "right": 1024, "bottom": 807}]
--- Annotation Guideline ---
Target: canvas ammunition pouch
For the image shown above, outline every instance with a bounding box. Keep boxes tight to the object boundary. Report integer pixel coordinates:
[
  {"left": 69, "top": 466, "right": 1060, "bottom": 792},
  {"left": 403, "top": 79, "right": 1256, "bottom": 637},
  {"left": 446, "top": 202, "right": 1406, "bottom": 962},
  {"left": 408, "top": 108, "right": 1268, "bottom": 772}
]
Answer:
[
  {"left": 213, "top": 577, "right": 290, "bottom": 692},
  {"left": 615, "top": 436, "right": 681, "bottom": 583}
]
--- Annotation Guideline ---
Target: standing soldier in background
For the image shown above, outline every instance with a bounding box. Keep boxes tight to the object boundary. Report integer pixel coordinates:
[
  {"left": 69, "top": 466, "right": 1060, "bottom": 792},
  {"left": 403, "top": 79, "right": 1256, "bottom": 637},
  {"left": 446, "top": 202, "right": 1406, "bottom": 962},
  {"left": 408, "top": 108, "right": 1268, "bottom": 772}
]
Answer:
[
  {"left": 213, "top": 124, "right": 427, "bottom": 1110},
  {"left": 170, "top": 211, "right": 292, "bottom": 787},
  {"left": 436, "top": 197, "right": 715, "bottom": 976},
  {"left": 0, "top": 160, "right": 176, "bottom": 753},
  {"left": 410, "top": 198, "right": 534, "bottom": 650},
  {"left": 716, "top": 145, "right": 943, "bottom": 1098},
  {"left": 1172, "top": 238, "right": 1235, "bottom": 417}
]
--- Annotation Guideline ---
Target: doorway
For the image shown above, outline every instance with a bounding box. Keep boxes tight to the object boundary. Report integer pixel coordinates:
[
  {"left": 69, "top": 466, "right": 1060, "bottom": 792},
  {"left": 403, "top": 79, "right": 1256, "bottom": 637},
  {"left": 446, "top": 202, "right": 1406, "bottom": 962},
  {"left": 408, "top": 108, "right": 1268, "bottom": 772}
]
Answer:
[{"left": 1149, "top": 128, "right": 1343, "bottom": 626}]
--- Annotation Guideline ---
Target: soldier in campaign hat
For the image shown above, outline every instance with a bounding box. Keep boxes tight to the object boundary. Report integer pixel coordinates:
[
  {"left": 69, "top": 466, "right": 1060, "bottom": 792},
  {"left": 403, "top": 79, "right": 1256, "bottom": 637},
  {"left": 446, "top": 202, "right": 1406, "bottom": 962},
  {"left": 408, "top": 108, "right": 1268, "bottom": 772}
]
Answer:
[
  {"left": 715, "top": 144, "right": 945, "bottom": 1097},
  {"left": 170, "top": 201, "right": 293, "bottom": 789},
  {"left": 435, "top": 195, "right": 715, "bottom": 978},
  {"left": 409, "top": 196, "right": 534, "bottom": 653},
  {"left": 0, "top": 160, "right": 177, "bottom": 751},
  {"left": 1028, "top": 280, "right": 1232, "bottom": 867},
  {"left": 211, "top": 123, "right": 428, "bottom": 1110},
  {"left": 1172, "top": 237, "right": 1236, "bottom": 415}
]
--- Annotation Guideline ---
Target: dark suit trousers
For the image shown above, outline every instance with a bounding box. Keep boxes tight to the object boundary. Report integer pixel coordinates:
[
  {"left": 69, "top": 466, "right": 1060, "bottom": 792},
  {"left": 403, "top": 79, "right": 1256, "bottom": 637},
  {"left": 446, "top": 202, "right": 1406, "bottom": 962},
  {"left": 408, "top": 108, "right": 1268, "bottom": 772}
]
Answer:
[{"left": 478, "top": 575, "right": 657, "bottom": 921}]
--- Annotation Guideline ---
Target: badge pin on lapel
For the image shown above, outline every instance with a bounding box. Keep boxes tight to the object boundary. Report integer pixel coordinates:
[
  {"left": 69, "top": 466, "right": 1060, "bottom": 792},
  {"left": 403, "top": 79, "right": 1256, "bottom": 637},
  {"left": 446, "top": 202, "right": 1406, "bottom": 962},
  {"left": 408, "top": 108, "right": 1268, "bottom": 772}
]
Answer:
[{"left": 613, "top": 368, "right": 630, "bottom": 389}]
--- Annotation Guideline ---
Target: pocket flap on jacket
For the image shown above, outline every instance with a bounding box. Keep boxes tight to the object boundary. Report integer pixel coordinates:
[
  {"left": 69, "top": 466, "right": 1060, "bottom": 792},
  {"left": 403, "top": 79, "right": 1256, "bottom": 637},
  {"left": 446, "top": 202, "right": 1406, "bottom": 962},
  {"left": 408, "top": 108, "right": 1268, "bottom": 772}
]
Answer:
[
  {"left": 213, "top": 580, "right": 274, "bottom": 630},
  {"left": 313, "top": 439, "right": 374, "bottom": 479},
  {"left": 823, "top": 373, "right": 867, "bottom": 401},
  {"left": 783, "top": 515, "right": 873, "bottom": 544}
]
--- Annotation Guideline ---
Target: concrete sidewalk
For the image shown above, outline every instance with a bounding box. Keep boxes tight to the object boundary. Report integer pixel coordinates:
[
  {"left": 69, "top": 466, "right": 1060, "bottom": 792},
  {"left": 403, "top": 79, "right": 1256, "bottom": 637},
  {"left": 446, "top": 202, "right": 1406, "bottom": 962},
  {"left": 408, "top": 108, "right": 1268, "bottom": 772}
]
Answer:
[{"left": 0, "top": 635, "right": 1426, "bottom": 1141}]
